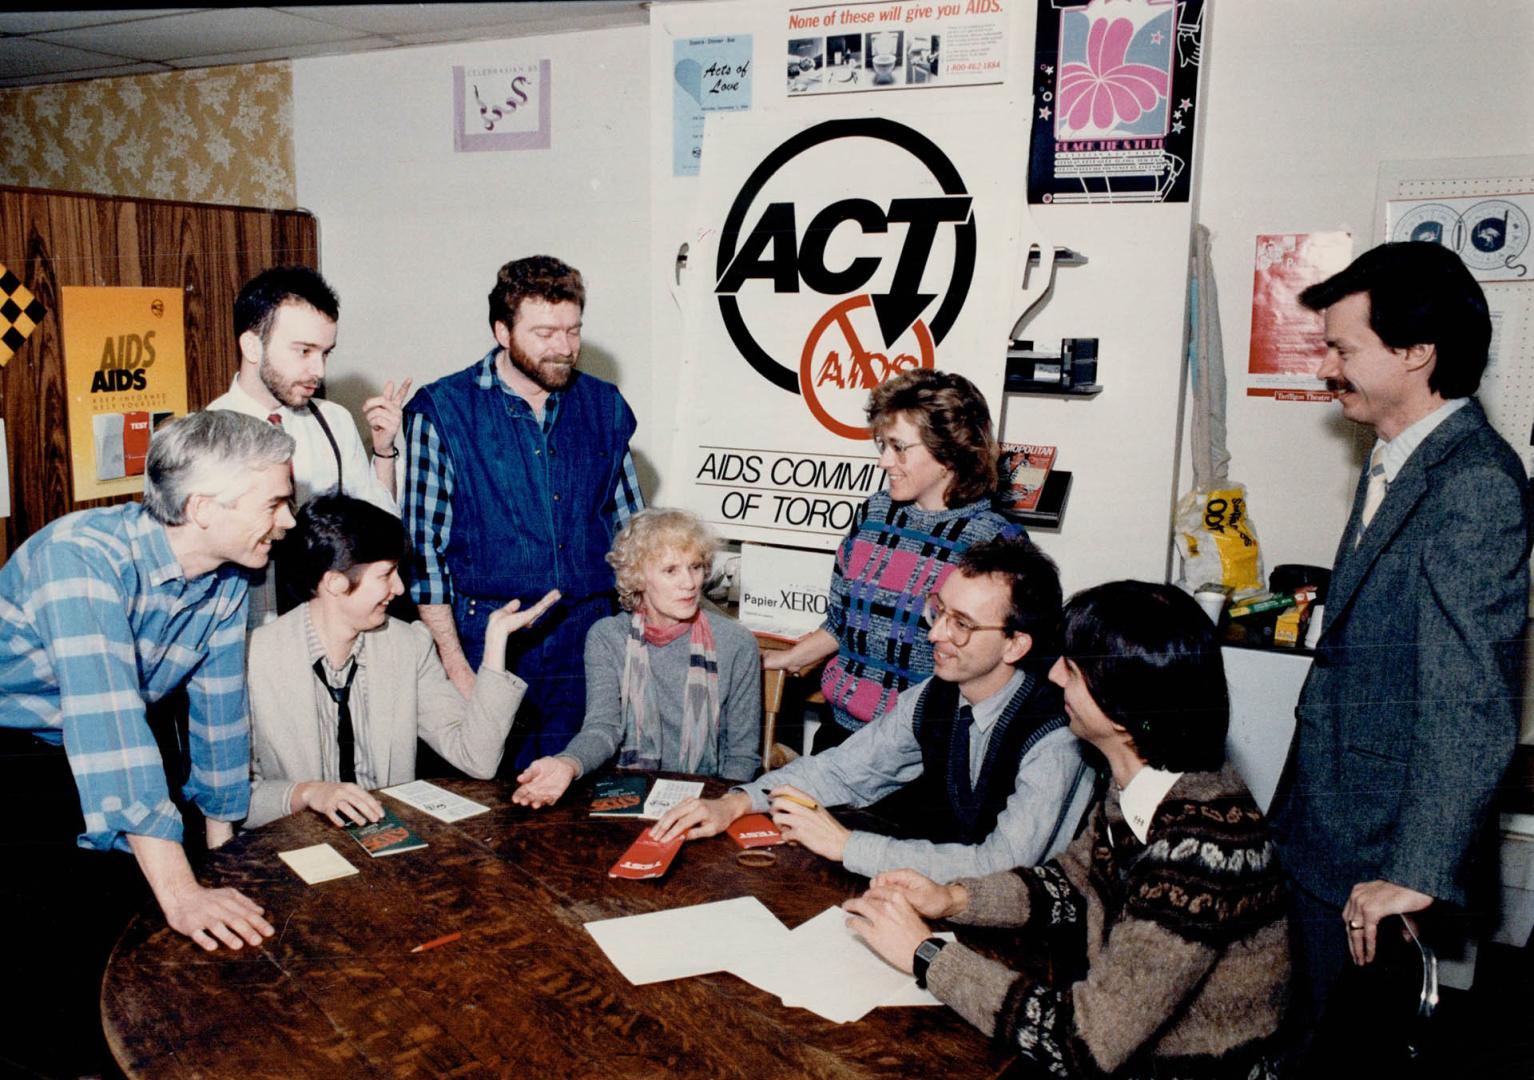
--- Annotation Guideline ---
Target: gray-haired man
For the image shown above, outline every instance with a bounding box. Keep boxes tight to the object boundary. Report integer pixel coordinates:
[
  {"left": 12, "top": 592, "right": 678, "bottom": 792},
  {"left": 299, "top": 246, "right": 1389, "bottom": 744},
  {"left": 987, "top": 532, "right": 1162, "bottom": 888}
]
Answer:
[
  {"left": 0, "top": 410, "right": 294, "bottom": 1071},
  {"left": 1, "top": 409, "right": 295, "bottom": 944}
]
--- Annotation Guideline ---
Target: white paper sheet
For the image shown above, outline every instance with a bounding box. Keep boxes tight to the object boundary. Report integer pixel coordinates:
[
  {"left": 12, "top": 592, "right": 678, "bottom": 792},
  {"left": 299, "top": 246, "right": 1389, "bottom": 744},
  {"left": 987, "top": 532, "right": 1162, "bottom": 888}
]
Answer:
[
  {"left": 382, "top": 779, "right": 489, "bottom": 822},
  {"left": 584, "top": 896, "right": 790, "bottom": 985},
  {"left": 277, "top": 843, "right": 359, "bottom": 884},
  {"left": 727, "top": 906, "right": 912, "bottom": 1023}
]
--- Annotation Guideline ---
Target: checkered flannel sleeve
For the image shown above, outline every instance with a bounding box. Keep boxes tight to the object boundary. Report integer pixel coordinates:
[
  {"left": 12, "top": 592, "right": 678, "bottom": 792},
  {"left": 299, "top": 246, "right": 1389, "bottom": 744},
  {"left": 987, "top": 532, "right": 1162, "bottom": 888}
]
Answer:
[
  {"left": 609, "top": 448, "right": 646, "bottom": 531},
  {"left": 403, "top": 409, "right": 456, "bottom": 605},
  {"left": 180, "top": 587, "right": 254, "bottom": 824},
  {"left": 29, "top": 542, "right": 188, "bottom": 852}
]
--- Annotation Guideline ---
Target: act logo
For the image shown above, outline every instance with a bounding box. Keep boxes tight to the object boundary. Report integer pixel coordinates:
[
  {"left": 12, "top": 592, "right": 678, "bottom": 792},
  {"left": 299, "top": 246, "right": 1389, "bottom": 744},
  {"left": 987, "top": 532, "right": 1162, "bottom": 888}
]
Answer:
[{"left": 714, "top": 117, "right": 975, "bottom": 439}]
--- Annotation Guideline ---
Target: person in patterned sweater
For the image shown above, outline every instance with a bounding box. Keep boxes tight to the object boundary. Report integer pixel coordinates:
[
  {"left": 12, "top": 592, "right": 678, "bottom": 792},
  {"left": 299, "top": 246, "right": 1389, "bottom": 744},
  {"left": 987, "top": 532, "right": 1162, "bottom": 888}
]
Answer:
[
  {"left": 763, "top": 369, "right": 1024, "bottom": 750},
  {"left": 845, "top": 581, "right": 1290, "bottom": 1079}
]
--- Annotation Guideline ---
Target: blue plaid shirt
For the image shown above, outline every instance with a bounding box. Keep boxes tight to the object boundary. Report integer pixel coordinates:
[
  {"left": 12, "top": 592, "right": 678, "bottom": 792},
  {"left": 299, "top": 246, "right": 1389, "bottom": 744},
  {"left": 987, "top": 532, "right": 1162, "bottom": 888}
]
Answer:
[
  {"left": 404, "top": 352, "right": 645, "bottom": 605},
  {"left": 0, "top": 502, "right": 252, "bottom": 852}
]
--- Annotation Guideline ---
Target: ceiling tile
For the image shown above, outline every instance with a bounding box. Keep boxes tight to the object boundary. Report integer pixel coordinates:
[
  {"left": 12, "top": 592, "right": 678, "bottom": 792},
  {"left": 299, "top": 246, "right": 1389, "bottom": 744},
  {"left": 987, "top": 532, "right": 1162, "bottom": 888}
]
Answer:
[
  {"left": 0, "top": 11, "right": 195, "bottom": 35},
  {"left": 0, "top": 62, "right": 174, "bottom": 90},
  {"left": 393, "top": 10, "right": 647, "bottom": 46},
  {"left": 165, "top": 35, "right": 402, "bottom": 69},
  {"left": 0, "top": 36, "right": 134, "bottom": 79},
  {"left": 32, "top": 9, "right": 367, "bottom": 63},
  {"left": 272, "top": 4, "right": 535, "bottom": 35}
]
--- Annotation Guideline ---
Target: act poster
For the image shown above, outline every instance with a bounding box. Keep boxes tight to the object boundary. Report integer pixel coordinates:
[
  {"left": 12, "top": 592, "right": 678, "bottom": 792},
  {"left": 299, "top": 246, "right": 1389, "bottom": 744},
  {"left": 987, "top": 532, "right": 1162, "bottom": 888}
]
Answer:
[
  {"left": 61, "top": 286, "right": 188, "bottom": 501},
  {"left": 669, "top": 103, "right": 1035, "bottom": 550},
  {"left": 1027, "top": 0, "right": 1204, "bottom": 204}
]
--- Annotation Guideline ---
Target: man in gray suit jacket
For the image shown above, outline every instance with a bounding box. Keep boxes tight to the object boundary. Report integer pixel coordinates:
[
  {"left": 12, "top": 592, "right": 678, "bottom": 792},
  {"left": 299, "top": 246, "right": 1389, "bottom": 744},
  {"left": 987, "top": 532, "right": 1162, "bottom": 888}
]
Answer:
[{"left": 1269, "top": 242, "right": 1531, "bottom": 1054}]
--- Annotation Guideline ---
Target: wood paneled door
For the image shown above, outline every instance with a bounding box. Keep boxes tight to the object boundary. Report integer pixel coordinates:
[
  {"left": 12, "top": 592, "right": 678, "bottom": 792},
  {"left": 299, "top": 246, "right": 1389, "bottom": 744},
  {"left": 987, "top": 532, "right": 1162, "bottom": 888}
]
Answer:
[{"left": 0, "top": 185, "right": 318, "bottom": 563}]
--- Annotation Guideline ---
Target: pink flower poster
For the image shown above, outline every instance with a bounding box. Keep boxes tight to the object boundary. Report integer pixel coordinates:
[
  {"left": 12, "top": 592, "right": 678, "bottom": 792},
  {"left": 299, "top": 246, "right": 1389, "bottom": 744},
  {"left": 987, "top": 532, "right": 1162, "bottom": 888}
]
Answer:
[{"left": 1028, "top": 0, "right": 1204, "bottom": 204}]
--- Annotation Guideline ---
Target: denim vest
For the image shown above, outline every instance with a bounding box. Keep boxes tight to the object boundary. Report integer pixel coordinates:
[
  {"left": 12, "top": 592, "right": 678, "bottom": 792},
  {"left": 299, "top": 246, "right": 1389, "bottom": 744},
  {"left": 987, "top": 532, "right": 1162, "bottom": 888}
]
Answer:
[{"left": 408, "top": 352, "right": 637, "bottom": 605}]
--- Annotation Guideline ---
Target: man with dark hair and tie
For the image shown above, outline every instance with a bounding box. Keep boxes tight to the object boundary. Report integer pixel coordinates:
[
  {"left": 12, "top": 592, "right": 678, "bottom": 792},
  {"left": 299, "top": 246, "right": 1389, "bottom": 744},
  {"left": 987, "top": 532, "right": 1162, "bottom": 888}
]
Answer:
[
  {"left": 208, "top": 265, "right": 409, "bottom": 625},
  {"left": 1268, "top": 241, "right": 1532, "bottom": 1060},
  {"left": 654, "top": 534, "right": 1095, "bottom": 882}
]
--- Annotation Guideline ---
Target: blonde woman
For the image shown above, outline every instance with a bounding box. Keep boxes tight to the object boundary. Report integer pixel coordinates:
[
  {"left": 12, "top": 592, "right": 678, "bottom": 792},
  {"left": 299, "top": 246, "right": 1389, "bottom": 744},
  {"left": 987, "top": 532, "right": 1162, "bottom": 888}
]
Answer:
[{"left": 513, "top": 509, "right": 761, "bottom": 807}]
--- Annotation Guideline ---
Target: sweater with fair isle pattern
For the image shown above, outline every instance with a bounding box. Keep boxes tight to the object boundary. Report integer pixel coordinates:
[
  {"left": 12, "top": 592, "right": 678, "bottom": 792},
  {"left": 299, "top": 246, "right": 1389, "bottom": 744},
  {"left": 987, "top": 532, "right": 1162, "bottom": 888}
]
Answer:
[{"left": 926, "top": 764, "right": 1290, "bottom": 1079}]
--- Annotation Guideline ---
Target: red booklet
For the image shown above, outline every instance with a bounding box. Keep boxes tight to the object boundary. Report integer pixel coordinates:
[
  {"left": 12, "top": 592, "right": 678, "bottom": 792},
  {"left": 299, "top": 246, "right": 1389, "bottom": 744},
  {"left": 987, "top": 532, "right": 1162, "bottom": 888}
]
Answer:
[
  {"left": 608, "top": 828, "right": 684, "bottom": 880},
  {"left": 727, "top": 813, "right": 784, "bottom": 849},
  {"left": 998, "top": 443, "right": 1057, "bottom": 513}
]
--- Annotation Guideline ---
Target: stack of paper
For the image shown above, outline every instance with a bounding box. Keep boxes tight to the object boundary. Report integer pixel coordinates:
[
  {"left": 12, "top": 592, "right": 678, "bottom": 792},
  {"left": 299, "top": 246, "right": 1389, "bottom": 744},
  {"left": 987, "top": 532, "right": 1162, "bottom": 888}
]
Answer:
[{"left": 584, "top": 900, "right": 949, "bottom": 1023}]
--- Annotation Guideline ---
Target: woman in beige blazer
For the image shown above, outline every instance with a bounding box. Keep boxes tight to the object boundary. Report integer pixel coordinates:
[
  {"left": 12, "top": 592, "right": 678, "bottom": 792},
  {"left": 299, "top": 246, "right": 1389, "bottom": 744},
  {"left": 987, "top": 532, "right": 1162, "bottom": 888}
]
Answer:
[{"left": 245, "top": 493, "right": 557, "bottom": 829}]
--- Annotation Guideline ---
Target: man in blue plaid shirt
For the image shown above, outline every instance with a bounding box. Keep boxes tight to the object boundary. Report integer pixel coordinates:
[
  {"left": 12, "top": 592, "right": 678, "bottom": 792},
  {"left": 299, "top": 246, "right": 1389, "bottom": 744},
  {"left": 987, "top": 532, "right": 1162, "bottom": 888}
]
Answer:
[
  {"left": 0, "top": 410, "right": 294, "bottom": 954},
  {"left": 404, "top": 255, "right": 644, "bottom": 773}
]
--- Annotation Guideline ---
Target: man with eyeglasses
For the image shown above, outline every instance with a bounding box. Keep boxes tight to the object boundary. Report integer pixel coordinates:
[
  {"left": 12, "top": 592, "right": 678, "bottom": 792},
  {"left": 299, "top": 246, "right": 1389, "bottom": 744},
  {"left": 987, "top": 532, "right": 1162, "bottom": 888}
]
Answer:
[{"left": 653, "top": 534, "right": 1095, "bottom": 882}]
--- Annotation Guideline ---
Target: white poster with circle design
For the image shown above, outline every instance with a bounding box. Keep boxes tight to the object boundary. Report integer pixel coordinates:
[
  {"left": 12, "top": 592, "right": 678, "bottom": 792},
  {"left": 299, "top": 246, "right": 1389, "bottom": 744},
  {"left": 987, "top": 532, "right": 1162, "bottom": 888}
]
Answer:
[{"left": 668, "top": 99, "right": 1041, "bottom": 550}]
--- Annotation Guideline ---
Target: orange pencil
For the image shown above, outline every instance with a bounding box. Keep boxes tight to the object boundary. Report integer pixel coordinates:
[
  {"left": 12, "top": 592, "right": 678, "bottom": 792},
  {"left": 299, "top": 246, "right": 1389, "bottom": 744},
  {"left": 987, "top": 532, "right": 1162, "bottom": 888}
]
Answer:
[{"left": 410, "top": 931, "right": 462, "bottom": 954}]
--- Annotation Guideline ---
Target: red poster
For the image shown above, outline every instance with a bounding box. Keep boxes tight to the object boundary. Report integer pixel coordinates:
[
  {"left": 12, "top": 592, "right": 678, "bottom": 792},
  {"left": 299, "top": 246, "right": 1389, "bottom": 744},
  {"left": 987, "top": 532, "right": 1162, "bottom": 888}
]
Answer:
[{"left": 1246, "top": 232, "right": 1352, "bottom": 400}]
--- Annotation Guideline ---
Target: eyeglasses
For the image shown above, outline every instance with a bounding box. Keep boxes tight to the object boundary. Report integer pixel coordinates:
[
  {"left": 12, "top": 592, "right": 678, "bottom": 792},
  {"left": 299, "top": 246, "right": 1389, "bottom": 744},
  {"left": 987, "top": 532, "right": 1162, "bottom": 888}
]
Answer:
[
  {"left": 922, "top": 594, "right": 1008, "bottom": 646},
  {"left": 872, "top": 435, "right": 919, "bottom": 462}
]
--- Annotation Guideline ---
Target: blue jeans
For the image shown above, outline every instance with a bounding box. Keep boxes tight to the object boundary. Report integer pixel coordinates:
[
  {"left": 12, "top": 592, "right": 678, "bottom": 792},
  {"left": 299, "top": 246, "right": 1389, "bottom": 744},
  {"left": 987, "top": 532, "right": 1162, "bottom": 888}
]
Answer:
[{"left": 454, "top": 591, "right": 616, "bottom": 775}]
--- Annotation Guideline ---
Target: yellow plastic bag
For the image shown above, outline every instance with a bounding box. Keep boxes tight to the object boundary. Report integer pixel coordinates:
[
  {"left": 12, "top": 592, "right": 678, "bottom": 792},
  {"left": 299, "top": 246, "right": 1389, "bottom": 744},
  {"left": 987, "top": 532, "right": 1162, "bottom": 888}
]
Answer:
[{"left": 1174, "top": 485, "right": 1263, "bottom": 597}]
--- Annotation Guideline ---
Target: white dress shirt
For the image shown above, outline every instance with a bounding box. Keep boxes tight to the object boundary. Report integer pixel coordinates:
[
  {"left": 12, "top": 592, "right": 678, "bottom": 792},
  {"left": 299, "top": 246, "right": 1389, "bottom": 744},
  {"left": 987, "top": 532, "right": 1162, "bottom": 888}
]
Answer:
[{"left": 208, "top": 377, "right": 399, "bottom": 627}]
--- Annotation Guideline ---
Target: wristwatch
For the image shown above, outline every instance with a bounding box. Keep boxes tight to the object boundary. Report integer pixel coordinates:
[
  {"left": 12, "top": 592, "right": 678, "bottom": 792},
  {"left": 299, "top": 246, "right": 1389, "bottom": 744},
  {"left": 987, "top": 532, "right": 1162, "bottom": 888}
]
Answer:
[{"left": 912, "top": 937, "right": 948, "bottom": 989}]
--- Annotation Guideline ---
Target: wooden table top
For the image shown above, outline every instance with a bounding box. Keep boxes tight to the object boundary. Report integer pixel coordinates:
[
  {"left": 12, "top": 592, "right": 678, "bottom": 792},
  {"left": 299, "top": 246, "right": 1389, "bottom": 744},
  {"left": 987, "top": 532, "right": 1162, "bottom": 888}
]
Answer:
[{"left": 102, "top": 773, "right": 1018, "bottom": 1078}]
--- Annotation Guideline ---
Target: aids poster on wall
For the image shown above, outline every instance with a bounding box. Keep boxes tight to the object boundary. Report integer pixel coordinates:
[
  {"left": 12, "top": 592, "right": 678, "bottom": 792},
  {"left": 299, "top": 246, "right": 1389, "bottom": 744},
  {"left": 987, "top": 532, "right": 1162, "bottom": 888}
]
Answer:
[
  {"left": 669, "top": 103, "right": 1035, "bottom": 551},
  {"left": 61, "top": 286, "right": 188, "bottom": 501}
]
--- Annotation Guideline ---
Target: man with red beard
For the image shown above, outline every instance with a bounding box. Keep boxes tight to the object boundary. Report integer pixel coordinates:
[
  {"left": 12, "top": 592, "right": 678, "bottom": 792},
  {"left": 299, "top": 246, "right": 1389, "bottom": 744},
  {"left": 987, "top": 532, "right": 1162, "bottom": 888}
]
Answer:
[{"left": 404, "top": 255, "right": 643, "bottom": 774}]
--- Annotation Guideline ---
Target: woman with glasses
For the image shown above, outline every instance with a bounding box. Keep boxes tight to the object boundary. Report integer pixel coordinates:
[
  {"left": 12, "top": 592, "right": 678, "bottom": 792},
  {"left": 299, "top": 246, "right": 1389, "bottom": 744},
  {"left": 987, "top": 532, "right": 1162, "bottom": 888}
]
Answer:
[
  {"left": 844, "top": 581, "right": 1291, "bottom": 1078},
  {"left": 764, "top": 369, "right": 1023, "bottom": 748}
]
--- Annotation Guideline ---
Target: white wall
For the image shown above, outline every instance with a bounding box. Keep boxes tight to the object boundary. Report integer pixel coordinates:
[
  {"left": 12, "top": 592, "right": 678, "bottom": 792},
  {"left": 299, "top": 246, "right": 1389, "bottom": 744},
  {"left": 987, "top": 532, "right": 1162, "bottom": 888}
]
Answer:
[
  {"left": 1194, "top": 0, "right": 1534, "bottom": 570},
  {"left": 291, "top": 26, "right": 660, "bottom": 492}
]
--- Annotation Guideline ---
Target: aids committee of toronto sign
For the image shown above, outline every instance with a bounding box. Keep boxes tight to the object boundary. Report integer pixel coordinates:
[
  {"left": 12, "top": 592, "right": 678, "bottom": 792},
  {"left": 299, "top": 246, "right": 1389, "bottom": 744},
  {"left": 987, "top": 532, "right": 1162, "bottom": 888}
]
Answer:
[{"left": 671, "top": 107, "right": 1034, "bottom": 551}]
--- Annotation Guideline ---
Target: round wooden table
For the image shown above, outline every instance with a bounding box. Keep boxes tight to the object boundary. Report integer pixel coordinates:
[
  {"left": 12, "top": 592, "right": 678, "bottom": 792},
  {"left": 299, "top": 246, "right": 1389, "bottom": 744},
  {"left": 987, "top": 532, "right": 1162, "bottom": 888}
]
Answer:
[{"left": 102, "top": 773, "right": 1018, "bottom": 1078}]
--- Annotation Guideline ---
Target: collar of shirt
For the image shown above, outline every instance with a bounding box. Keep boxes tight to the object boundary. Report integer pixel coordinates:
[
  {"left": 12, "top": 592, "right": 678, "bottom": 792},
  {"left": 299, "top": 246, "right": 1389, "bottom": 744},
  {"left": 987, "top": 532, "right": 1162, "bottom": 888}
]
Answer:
[
  {"left": 477, "top": 348, "right": 563, "bottom": 427},
  {"left": 301, "top": 602, "right": 367, "bottom": 682},
  {"left": 218, "top": 375, "right": 299, "bottom": 422},
  {"left": 1374, "top": 397, "right": 1468, "bottom": 483},
  {"left": 1119, "top": 765, "right": 1184, "bottom": 843},
  {"left": 125, "top": 502, "right": 205, "bottom": 593},
  {"left": 964, "top": 666, "right": 1029, "bottom": 740}
]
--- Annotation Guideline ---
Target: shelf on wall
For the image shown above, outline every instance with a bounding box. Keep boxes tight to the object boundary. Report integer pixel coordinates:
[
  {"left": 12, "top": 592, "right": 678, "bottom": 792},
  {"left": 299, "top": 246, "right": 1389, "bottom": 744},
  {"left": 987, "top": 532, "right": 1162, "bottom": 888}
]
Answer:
[
  {"left": 1000, "top": 470, "right": 1072, "bottom": 530},
  {"left": 1003, "top": 381, "right": 1102, "bottom": 398}
]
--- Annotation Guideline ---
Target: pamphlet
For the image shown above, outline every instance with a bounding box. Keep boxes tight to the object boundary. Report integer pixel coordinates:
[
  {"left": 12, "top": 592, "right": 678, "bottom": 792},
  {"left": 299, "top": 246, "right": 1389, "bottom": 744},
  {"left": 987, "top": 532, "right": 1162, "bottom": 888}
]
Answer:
[
  {"left": 590, "top": 774, "right": 649, "bottom": 818},
  {"left": 608, "top": 827, "right": 685, "bottom": 880},
  {"left": 382, "top": 779, "right": 489, "bottom": 823},
  {"left": 345, "top": 808, "right": 428, "bottom": 858},
  {"left": 998, "top": 443, "right": 1057, "bottom": 513},
  {"left": 727, "top": 813, "right": 784, "bottom": 849},
  {"left": 641, "top": 779, "right": 704, "bottom": 820}
]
